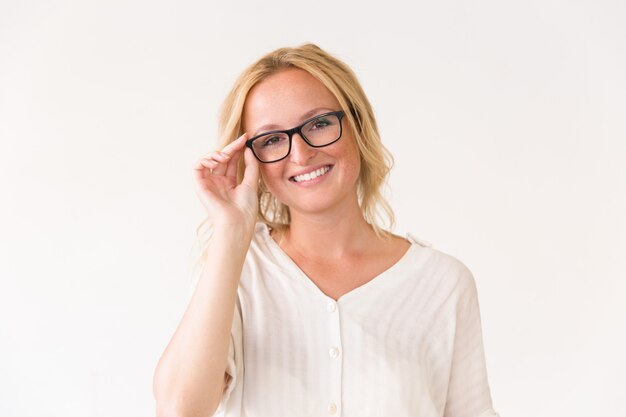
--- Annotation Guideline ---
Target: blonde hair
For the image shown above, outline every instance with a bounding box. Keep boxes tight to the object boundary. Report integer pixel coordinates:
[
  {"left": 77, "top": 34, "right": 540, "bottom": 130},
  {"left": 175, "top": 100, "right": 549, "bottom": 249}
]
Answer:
[{"left": 192, "top": 43, "right": 396, "bottom": 271}]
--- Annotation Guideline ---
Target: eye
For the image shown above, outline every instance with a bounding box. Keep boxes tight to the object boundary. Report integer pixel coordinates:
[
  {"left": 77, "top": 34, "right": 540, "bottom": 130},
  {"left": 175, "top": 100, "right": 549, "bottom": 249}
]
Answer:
[
  {"left": 259, "top": 135, "right": 287, "bottom": 148},
  {"left": 309, "top": 117, "right": 333, "bottom": 130}
]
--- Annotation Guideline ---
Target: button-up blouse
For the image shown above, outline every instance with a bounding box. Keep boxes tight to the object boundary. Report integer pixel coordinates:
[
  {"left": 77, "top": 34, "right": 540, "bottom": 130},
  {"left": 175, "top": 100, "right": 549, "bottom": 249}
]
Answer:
[{"left": 198, "top": 222, "right": 499, "bottom": 417}]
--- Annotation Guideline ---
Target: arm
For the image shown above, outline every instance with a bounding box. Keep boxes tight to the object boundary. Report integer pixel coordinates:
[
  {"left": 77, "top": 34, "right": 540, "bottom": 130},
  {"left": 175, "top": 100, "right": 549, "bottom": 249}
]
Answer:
[
  {"left": 153, "top": 134, "right": 258, "bottom": 417},
  {"left": 153, "top": 226, "right": 251, "bottom": 417}
]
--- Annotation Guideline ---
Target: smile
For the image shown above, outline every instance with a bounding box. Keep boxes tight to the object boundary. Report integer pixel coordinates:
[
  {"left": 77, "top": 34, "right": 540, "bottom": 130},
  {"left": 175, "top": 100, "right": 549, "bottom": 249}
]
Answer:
[{"left": 290, "top": 165, "right": 333, "bottom": 183}]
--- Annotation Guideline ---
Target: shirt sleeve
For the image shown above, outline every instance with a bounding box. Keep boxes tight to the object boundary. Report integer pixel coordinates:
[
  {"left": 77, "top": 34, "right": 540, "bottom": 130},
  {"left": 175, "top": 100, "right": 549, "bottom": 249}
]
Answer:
[{"left": 443, "top": 270, "right": 500, "bottom": 417}]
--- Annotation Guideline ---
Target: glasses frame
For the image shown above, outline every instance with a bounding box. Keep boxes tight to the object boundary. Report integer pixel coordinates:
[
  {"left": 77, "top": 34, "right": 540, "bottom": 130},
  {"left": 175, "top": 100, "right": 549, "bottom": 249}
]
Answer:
[{"left": 245, "top": 110, "right": 345, "bottom": 163}]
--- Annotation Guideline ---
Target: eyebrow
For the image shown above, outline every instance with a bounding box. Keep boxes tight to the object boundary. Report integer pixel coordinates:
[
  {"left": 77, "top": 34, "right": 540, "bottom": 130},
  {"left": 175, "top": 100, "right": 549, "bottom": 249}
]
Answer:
[{"left": 252, "top": 107, "right": 336, "bottom": 136}]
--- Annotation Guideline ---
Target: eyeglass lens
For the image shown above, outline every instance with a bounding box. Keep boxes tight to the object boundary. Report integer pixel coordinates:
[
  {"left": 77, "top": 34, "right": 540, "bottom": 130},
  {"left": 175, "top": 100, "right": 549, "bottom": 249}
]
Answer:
[{"left": 251, "top": 113, "right": 342, "bottom": 162}]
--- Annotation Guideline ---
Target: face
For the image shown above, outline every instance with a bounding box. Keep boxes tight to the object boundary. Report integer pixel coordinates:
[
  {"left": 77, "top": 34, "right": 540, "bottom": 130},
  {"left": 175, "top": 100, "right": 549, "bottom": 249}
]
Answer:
[{"left": 243, "top": 68, "right": 361, "bottom": 217}]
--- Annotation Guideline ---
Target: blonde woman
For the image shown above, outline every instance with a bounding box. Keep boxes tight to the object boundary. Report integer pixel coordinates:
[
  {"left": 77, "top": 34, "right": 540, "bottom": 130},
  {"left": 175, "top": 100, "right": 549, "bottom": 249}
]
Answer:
[{"left": 153, "top": 44, "right": 500, "bottom": 417}]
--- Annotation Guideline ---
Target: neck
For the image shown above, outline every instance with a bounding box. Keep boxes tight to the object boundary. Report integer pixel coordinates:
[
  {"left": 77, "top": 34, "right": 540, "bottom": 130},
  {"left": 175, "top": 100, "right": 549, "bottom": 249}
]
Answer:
[{"left": 278, "top": 196, "right": 379, "bottom": 261}]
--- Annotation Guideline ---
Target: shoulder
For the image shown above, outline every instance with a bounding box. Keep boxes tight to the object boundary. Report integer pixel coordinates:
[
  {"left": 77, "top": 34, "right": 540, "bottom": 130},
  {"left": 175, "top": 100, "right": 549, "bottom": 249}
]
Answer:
[
  {"left": 252, "top": 221, "right": 270, "bottom": 244},
  {"left": 404, "top": 232, "right": 477, "bottom": 295},
  {"left": 244, "top": 221, "right": 284, "bottom": 266}
]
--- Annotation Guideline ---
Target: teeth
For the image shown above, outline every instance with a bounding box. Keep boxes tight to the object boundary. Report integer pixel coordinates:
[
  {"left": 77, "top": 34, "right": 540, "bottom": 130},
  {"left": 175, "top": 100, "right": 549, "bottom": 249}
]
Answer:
[{"left": 293, "top": 165, "right": 331, "bottom": 183}]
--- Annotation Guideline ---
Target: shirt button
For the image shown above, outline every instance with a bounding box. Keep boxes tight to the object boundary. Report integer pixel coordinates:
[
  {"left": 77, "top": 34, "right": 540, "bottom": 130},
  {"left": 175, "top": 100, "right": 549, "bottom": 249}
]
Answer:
[
  {"left": 327, "top": 402, "right": 337, "bottom": 414},
  {"left": 326, "top": 301, "right": 337, "bottom": 313},
  {"left": 329, "top": 347, "right": 340, "bottom": 358}
]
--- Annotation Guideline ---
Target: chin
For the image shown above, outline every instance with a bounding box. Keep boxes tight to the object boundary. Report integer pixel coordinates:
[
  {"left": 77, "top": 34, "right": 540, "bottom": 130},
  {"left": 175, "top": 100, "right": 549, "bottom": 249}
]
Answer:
[{"left": 284, "top": 190, "right": 358, "bottom": 217}]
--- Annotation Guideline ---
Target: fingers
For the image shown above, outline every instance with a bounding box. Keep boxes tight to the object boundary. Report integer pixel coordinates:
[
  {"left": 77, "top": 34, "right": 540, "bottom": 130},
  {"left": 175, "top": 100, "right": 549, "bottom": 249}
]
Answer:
[
  {"left": 219, "top": 132, "right": 249, "bottom": 157},
  {"left": 241, "top": 147, "right": 260, "bottom": 190},
  {"left": 216, "top": 133, "right": 248, "bottom": 176},
  {"left": 194, "top": 133, "right": 249, "bottom": 178},
  {"left": 193, "top": 151, "right": 230, "bottom": 179},
  {"left": 206, "top": 150, "right": 231, "bottom": 177},
  {"left": 225, "top": 149, "right": 242, "bottom": 178}
]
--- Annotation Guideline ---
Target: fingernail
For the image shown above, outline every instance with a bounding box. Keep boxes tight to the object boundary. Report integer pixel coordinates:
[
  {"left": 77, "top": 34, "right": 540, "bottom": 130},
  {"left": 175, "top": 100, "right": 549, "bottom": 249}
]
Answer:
[{"left": 220, "top": 152, "right": 231, "bottom": 159}]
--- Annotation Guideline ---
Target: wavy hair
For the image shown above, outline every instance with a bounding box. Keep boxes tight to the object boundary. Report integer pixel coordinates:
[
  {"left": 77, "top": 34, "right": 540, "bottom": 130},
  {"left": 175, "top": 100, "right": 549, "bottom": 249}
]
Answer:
[{"left": 193, "top": 44, "right": 396, "bottom": 271}]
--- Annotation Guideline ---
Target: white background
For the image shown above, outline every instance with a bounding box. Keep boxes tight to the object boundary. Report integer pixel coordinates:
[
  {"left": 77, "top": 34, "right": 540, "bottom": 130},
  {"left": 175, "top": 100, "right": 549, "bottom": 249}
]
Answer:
[{"left": 1, "top": 0, "right": 624, "bottom": 416}]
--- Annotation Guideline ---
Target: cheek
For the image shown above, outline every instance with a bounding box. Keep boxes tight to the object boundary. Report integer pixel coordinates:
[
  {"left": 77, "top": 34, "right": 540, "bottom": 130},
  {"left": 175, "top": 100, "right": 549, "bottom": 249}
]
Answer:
[
  {"left": 259, "top": 165, "right": 285, "bottom": 192},
  {"left": 349, "top": 157, "right": 362, "bottom": 186},
  {"left": 342, "top": 140, "right": 362, "bottom": 178}
]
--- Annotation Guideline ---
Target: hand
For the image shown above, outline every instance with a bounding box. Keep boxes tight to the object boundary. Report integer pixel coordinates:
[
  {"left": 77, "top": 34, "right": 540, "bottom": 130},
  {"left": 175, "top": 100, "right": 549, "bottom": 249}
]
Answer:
[{"left": 193, "top": 133, "right": 260, "bottom": 229}]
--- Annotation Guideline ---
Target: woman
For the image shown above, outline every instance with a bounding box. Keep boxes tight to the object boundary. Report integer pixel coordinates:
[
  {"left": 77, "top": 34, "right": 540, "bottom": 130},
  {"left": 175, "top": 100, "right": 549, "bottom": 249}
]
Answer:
[{"left": 153, "top": 44, "right": 500, "bottom": 417}]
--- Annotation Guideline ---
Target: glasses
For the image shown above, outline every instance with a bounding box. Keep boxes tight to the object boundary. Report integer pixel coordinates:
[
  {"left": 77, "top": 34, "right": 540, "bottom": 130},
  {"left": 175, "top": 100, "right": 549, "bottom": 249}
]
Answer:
[{"left": 245, "top": 110, "right": 344, "bottom": 163}]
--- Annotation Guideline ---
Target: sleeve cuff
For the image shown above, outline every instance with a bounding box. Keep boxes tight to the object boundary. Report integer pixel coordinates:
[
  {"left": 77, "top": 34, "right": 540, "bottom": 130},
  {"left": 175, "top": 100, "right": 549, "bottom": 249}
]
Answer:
[{"left": 213, "top": 338, "right": 237, "bottom": 416}]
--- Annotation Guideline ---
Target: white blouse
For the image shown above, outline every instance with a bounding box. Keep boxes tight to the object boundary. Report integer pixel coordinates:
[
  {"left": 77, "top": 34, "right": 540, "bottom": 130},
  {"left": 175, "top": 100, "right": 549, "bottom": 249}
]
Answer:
[{"left": 196, "top": 222, "right": 499, "bottom": 417}]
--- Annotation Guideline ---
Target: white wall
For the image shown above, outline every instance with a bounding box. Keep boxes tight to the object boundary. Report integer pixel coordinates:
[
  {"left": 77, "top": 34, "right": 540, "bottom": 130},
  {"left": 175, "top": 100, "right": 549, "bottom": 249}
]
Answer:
[{"left": 1, "top": 0, "right": 624, "bottom": 416}]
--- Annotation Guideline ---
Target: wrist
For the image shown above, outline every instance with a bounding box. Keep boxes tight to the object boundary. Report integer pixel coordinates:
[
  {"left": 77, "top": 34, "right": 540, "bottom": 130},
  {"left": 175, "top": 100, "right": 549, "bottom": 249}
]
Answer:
[{"left": 211, "top": 221, "right": 255, "bottom": 240}]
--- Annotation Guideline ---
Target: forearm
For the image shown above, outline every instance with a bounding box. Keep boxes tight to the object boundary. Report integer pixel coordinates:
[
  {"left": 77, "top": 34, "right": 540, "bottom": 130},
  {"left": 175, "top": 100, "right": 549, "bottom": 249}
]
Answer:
[{"left": 153, "top": 225, "right": 252, "bottom": 417}]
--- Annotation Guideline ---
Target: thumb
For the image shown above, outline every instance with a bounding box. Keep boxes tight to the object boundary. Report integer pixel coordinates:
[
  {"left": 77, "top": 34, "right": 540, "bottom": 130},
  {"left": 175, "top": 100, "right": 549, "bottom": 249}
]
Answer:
[{"left": 241, "top": 147, "right": 260, "bottom": 190}]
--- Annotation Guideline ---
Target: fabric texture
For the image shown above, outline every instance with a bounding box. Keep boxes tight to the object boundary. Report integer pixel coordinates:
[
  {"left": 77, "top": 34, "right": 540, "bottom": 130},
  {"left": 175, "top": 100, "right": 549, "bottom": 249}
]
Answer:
[{"left": 194, "top": 222, "right": 499, "bottom": 417}]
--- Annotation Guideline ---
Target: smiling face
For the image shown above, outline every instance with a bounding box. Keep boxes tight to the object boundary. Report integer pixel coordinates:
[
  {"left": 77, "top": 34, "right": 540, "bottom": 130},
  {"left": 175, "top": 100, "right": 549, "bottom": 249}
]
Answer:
[{"left": 242, "top": 68, "right": 362, "bottom": 218}]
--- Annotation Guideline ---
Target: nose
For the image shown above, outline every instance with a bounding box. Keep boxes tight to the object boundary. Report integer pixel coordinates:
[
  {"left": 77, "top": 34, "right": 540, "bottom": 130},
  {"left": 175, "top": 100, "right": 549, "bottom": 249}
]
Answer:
[{"left": 289, "top": 133, "right": 316, "bottom": 164}]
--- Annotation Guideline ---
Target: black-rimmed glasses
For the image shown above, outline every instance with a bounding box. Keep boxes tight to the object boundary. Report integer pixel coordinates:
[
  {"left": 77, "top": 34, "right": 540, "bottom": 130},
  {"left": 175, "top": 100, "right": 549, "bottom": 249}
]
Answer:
[{"left": 245, "top": 110, "right": 344, "bottom": 163}]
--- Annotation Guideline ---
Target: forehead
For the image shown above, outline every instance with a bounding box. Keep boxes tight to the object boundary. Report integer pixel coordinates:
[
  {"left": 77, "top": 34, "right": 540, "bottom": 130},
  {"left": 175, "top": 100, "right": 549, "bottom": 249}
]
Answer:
[{"left": 243, "top": 68, "right": 340, "bottom": 132}]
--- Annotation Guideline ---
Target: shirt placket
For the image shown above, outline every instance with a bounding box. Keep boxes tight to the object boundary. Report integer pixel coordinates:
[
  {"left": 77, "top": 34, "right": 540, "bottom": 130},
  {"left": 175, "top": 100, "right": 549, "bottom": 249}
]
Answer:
[{"left": 325, "top": 298, "right": 343, "bottom": 415}]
